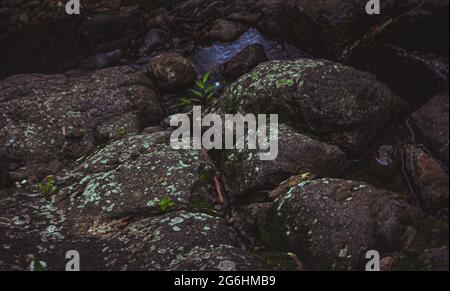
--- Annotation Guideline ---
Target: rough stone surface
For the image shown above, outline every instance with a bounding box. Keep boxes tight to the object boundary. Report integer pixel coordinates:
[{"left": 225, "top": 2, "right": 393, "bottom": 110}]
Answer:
[
  {"left": 342, "top": 0, "right": 449, "bottom": 107},
  {"left": 419, "top": 246, "right": 449, "bottom": 271},
  {"left": 221, "top": 58, "right": 404, "bottom": 156},
  {"left": 0, "top": 66, "right": 164, "bottom": 182},
  {"left": 224, "top": 43, "right": 268, "bottom": 80},
  {"left": 101, "top": 211, "right": 264, "bottom": 271},
  {"left": 404, "top": 145, "right": 449, "bottom": 214},
  {"left": 221, "top": 124, "right": 350, "bottom": 201},
  {"left": 148, "top": 52, "right": 197, "bottom": 93},
  {"left": 208, "top": 19, "right": 248, "bottom": 43},
  {"left": 261, "top": 178, "right": 418, "bottom": 270},
  {"left": 369, "top": 144, "right": 401, "bottom": 180},
  {"left": 411, "top": 91, "right": 449, "bottom": 166},
  {"left": 53, "top": 131, "right": 217, "bottom": 233}
]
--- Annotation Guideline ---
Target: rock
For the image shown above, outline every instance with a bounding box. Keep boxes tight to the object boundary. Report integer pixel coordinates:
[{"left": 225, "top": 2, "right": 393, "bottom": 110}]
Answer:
[
  {"left": 260, "top": 178, "right": 418, "bottom": 270},
  {"left": 102, "top": 211, "right": 266, "bottom": 271},
  {"left": 223, "top": 44, "right": 268, "bottom": 80},
  {"left": 0, "top": 187, "right": 69, "bottom": 271},
  {"left": 221, "top": 124, "right": 350, "bottom": 201},
  {"left": 0, "top": 66, "right": 164, "bottom": 181},
  {"left": 0, "top": 156, "right": 13, "bottom": 188},
  {"left": 221, "top": 58, "right": 404, "bottom": 156},
  {"left": 404, "top": 145, "right": 449, "bottom": 213},
  {"left": 0, "top": 189, "right": 267, "bottom": 270},
  {"left": 148, "top": 52, "right": 197, "bottom": 93},
  {"left": 393, "top": 244, "right": 450, "bottom": 271},
  {"left": 0, "top": 129, "right": 275, "bottom": 271},
  {"left": 106, "top": 0, "right": 122, "bottom": 10},
  {"left": 369, "top": 145, "right": 401, "bottom": 179},
  {"left": 0, "top": 6, "right": 145, "bottom": 78},
  {"left": 411, "top": 91, "right": 449, "bottom": 166},
  {"left": 419, "top": 246, "right": 449, "bottom": 271},
  {"left": 139, "top": 29, "right": 170, "bottom": 56},
  {"left": 342, "top": 0, "right": 449, "bottom": 107},
  {"left": 54, "top": 132, "right": 217, "bottom": 233},
  {"left": 208, "top": 19, "right": 248, "bottom": 42},
  {"left": 344, "top": 45, "right": 448, "bottom": 108},
  {"left": 79, "top": 11, "right": 143, "bottom": 47}
]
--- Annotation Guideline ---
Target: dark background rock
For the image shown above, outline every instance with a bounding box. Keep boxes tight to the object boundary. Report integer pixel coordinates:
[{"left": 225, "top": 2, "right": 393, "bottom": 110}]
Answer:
[
  {"left": 148, "top": 52, "right": 197, "bottom": 93},
  {"left": 223, "top": 43, "right": 268, "bottom": 80},
  {"left": 404, "top": 145, "right": 449, "bottom": 214},
  {"left": 411, "top": 91, "right": 449, "bottom": 166}
]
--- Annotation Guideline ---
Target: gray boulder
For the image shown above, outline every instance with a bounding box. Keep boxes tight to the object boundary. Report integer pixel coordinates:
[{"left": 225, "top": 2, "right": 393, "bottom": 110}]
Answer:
[
  {"left": 0, "top": 66, "right": 164, "bottom": 182},
  {"left": 221, "top": 58, "right": 404, "bottom": 156}
]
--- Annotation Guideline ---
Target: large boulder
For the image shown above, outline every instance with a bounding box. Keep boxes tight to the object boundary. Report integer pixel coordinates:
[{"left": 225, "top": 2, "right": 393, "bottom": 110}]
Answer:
[
  {"left": 101, "top": 211, "right": 265, "bottom": 271},
  {"left": 0, "top": 66, "right": 164, "bottom": 183},
  {"left": 0, "top": 189, "right": 267, "bottom": 270},
  {"left": 221, "top": 124, "right": 350, "bottom": 201},
  {"left": 411, "top": 91, "right": 449, "bottom": 166},
  {"left": 53, "top": 131, "right": 218, "bottom": 233},
  {"left": 0, "top": 186, "right": 70, "bottom": 271},
  {"left": 255, "top": 178, "right": 419, "bottom": 270},
  {"left": 221, "top": 58, "right": 404, "bottom": 156}
]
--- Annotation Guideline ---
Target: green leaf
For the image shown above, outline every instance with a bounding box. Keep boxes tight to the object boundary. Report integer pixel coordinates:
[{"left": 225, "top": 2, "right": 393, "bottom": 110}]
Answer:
[
  {"left": 202, "top": 72, "right": 210, "bottom": 84},
  {"left": 191, "top": 89, "right": 203, "bottom": 97},
  {"left": 179, "top": 96, "right": 192, "bottom": 107},
  {"left": 207, "top": 92, "right": 215, "bottom": 101},
  {"left": 195, "top": 80, "right": 205, "bottom": 89},
  {"left": 190, "top": 98, "right": 202, "bottom": 104},
  {"left": 33, "top": 258, "right": 46, "bottom": 271}
]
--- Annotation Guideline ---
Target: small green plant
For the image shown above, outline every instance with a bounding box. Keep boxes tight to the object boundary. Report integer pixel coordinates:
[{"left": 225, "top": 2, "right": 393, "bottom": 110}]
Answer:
[
  {"left": 179, "top": 72, "right": 218, "bottom": 109},
  {"left": 37, "top": 177, "right": 57, "bottom": 198},
  {"left": 32, "top": 258, "right": 46, "bottom": 271},
  {"left": 118, "top": 128, "right": 127, "bottom": 138},
  {"left": 157, "top": 197, "right": 175, "bottom": 212}
]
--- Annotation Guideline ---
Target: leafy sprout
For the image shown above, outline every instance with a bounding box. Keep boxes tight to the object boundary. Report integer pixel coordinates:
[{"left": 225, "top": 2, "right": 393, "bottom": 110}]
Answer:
[
  {"left": 37, "top": 177, "right": 57, "bottom": 198},
  {"left": 157, "top": 197, "right": 175, "bottom": 212},
  {"left": 118, "top": 128, "right": 127, "bottom": 138},
  {"left": 179, "top": 72, "right": 219, "bottom": 109},
  {"left": 32, "top": 258, "right": 46, "bottom": 271}
]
